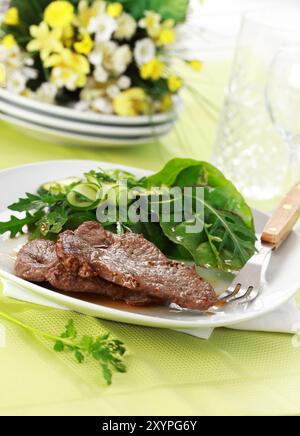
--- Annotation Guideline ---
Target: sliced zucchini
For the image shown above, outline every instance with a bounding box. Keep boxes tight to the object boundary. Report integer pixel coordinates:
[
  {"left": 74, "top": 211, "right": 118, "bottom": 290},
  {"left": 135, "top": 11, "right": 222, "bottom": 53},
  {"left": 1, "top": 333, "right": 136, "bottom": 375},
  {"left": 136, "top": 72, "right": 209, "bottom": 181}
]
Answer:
[
  {"left": 67, "top": 183, "right": 100, "bottom": 210},
  {"left": 85, "top": 172, "right": 101, "bottom": 186},
  {"left": 41, "top": 177, "right": 82, "bottom": 194}
]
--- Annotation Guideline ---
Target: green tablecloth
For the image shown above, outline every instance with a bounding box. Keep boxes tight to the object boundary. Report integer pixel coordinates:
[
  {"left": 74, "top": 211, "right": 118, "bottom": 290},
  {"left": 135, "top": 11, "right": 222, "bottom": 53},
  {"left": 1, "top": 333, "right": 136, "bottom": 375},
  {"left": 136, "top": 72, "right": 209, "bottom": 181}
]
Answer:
[{"left": 1, "top": 62, "right": 300, "bottom": 416}]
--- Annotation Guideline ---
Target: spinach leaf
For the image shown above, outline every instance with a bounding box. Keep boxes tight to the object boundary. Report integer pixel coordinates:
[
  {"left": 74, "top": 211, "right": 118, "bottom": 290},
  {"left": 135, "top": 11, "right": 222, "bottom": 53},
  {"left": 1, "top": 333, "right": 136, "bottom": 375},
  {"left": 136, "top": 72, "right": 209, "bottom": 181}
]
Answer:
[{"left": 144, "top": 159, "right": 256, "bottom": 271}]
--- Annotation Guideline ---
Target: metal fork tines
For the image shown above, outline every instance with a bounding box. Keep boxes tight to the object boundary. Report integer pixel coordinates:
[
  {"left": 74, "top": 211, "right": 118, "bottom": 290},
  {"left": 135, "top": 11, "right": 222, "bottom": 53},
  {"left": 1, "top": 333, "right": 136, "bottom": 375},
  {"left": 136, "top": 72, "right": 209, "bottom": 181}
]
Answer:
[{"left": 216, "top": 243, "right": 273, "bottom": 308}]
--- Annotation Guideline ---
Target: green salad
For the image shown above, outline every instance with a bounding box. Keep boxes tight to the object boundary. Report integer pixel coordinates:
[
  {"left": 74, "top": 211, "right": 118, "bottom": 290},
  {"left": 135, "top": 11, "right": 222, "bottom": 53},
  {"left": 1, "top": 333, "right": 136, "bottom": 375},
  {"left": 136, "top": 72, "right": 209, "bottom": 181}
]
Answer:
[{"left": 0, "top": 158, "right": 256, "bottom": 271}]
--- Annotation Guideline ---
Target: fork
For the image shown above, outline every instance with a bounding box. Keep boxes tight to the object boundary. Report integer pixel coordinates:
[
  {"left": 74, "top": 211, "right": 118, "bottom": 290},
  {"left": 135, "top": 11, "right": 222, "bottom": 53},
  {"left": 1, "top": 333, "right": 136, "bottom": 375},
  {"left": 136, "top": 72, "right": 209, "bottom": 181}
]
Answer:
[{"left": 215, "top": 183, "right": 300, "bottom": 309}]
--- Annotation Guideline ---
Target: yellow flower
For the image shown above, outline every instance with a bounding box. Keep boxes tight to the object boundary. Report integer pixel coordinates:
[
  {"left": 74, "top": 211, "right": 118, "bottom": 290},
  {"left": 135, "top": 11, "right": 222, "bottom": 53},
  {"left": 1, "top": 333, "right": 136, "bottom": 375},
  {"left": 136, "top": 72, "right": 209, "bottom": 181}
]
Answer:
[
  {"left": 44, "top": 1, "right": 74, "bottom": 28},
  {"left": 45, "top": 48, "right": 90, "bottom": 73},
  {"left": 74, "top": 32, "right": 94, "bottom": 55},
  {"left": 157, "top": 28, "right": 176, "bottom": 46},
  {"left": 4, "top": 7, "right": 19, "bottom": 26},
  {"left": 0, "top": 64, "right": 6, "bottom": 87},
  {"left": 107, "top": 3, "right": 123, "bottom": 18},
  {"left": 161, "top": 94, "right": 173, "bottom": 112},
  {"left": 113, "top": 88, "right": 150, "bottom": 116},
  {"left": 45, "top": 48, "right": 90, "bottom": 89},
  {"left": 62, "top": 25, "right": 75, "bottom": 48},
  {"left": 27, "top": 22, "right": 63, "bottom": 61},
  {"left": 189, "top": 60, "right": 202, "bottom": 72},
  {"left": 140, "top": 59, "right": 164, "bottom": 81},
  {"left": 75, "top": 0, "right": 101, "bottom": 28},
  {"left": 1, "top": 34, "right": 17, "bottom": 49},
  {"left": 139, "top": 11, "right": 161, "bottom": 38},
  {"left": 168, "top": 75, "right": 183, "bottom": 93}
]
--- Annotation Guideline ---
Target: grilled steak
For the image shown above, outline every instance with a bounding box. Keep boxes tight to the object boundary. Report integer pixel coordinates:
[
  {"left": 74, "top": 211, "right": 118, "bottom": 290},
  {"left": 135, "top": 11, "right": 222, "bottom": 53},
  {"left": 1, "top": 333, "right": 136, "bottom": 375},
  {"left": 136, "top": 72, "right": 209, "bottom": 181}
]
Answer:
[
  {"left": 15, "top": 240, "right": 57, "bottom": 282},
  {"left": 57, "top": 222, "right": 217, "bottom": 311},
  {"left": 15, "top": 240, "right": 160, "bottom": 306}
]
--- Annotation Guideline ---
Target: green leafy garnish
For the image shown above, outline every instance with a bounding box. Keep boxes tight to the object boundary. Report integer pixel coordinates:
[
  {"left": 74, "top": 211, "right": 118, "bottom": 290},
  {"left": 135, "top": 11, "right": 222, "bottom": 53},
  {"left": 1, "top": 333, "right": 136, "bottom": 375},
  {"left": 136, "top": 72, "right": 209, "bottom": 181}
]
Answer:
[
  {"left": 0, "top": 313, "right": 127, "bottom": 386},
  {"left": 142, "top": 159, "right": 256, "bottom": 270},
  {"left": 0, "top": 211, "right": 43, "bottom": 238},
  {"left": 54, "top": 320, "right": 126, "bottom": 385}
]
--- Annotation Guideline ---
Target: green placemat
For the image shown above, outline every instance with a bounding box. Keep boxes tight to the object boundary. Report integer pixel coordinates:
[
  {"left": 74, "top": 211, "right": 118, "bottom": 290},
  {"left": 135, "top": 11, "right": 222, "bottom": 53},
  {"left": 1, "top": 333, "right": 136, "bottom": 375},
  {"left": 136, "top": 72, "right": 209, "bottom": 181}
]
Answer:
[{"left": 1, "top": 283, "right": 300, "bottom": 416}]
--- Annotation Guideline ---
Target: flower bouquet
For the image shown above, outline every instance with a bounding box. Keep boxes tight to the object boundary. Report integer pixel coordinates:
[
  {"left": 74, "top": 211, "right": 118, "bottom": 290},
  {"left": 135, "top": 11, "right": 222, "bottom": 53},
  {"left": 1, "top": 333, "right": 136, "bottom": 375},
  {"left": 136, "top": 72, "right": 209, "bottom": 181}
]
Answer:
[{"left": 0, "top": 0, "right": 202, "bottom": 117}]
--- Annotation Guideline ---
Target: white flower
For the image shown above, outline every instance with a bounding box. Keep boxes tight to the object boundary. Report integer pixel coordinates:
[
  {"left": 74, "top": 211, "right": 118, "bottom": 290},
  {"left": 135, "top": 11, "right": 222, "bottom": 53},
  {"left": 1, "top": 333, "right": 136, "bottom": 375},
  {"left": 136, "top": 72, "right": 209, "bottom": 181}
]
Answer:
[
  {"left": 35, "top": 83, "right": 58, "bottom": 104},
  {"left": 73, "top": 100, "right": 89, "bottom": 111},
  {"left": 89, "top": 41, "right": 115, "bottom": 67},
  {"left": 80, "top": 81, "right": 105, "bottom": 102},
  {"left": 94, "top": 65, "right": 108, "bottom": 83},
  {"left": 115, "top": 13, "right": 137, "bottom": 40},
  {"left": 106, "top": 84, "right": 120, "bottom": 99},
  {"left": 88, "top": 14, "right": 117, "bottom": 42},
  {"left": 89, "top": 45, "right": 104, "bottom": 66},
  {"left": 91, "top": 97, "right": 113, "bottom": 114},
  {"left": 51, "top": 67, "right": 78, "bottom": 91},
  {"left": 23, "top": 67, "right": 38, "bottom": 80},
  {"left": 118, "top": 75, "right": 131, "bottom": 90},
  {"left": 6, "top": 70, "right": 27, "bottom": 95},
  {"left": 134, "top": 38, "right": 156, "bottom": 66},
  {"left": 0, "top": 45, "right": 22, "bottom": 69},
  {"left": 110, "top": 44, "right": 132, "bottom": 75},
  {"left": 89, "top": 41, "right": 131, "bottom": 77},
  {"left": 24, "top": 57, "right": 34, "bottom": 67}
]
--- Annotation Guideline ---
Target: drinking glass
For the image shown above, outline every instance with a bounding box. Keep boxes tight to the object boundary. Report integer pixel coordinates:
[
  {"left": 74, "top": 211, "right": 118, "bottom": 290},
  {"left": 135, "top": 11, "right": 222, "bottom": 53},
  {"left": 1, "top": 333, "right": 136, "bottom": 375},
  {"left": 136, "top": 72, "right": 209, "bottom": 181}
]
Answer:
[
  {"left": 214, "top": 12, "right": 300, "bottom": 208},
  {"left": 266, "top": 45, "right": 300, "bottom": 187}
]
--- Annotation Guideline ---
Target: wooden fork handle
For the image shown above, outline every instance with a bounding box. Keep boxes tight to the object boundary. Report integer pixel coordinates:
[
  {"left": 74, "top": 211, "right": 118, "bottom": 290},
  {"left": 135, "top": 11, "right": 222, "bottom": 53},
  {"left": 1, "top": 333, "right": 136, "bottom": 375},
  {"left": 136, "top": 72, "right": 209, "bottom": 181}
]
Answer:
[{"left": 261, "top": 183, "right": 300, "bottom": 248}]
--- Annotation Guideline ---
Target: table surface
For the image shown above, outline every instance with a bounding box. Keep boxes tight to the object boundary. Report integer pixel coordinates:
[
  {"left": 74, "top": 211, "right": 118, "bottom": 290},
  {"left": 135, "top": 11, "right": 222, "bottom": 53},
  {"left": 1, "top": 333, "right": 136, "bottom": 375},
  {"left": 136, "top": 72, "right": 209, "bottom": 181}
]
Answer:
[{"left": 0, "top": 62, "right": 300, "bottom": 417}]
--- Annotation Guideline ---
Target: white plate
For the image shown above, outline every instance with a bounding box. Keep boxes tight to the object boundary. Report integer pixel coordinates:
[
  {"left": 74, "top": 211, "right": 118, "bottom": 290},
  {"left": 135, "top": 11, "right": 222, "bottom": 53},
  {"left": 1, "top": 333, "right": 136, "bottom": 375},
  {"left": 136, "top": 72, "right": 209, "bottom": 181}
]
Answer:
[
  {"left": 0, "top": 98, "right": 175, "bottom": 137},
  {"left": 1, "top": 160, "right": 300, "bottom": 330},
  {"left": 0, "top": 113, "right": 170, "bottom": 147},
  {"left": 0, "top": 88, "right": 179, "bottom": 126}
]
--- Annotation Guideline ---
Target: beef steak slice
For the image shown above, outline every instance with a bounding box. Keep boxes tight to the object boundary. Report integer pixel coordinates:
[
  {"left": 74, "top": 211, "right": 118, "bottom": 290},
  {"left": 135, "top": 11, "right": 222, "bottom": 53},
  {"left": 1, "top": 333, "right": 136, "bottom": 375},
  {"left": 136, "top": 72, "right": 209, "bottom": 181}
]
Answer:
[
  {"left": 15, "top": 240, "right": 160, "bottom": 306},
  {"left": 57, "top": 222, "right": 218, "bottom": 311},
  {"left": 15, "top": 239, "right": 57, "bottom": 282}
]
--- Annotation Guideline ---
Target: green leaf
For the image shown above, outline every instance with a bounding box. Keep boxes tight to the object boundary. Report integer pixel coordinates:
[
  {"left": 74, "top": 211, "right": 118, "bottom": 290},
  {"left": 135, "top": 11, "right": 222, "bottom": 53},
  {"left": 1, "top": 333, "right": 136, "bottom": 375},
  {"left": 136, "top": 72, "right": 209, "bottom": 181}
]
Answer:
[
  {"left": 147, "top": 0, "right": 189, "bottom": 22},
  {"left": 9, "top": 192, "right": 64, "bottom": 213},
  {"left": 9, "top": 193, "right": 45, "bottom": 212},
  {"left": 65, "top": 212, "right": 97, "bottom": 230},
  {"left": 36, "top": 205, "right": 69, "bottom": 237},
  {"left": 144, "top": 158, "right": 256, "bottom": 271},
  {"left": 75, "top": 350, "right": 84, "bottom": 364},
  {"left": 0, "top": 211, "right": 43, "bottom": 238},
  {"left": 80, "top": 335, "right": 93, "bottom": 352},
  {"left": 61, "top": 319, "right": 77, "bottom": 340},
  {"left": 54, "top": 341, "right": 64, "bottom": 352},
  {"left": 109, "top": 0, "right": 189, "bottom": 22},
  {"left": 101, "top": 363, "right": 113, "bottom": 386}
]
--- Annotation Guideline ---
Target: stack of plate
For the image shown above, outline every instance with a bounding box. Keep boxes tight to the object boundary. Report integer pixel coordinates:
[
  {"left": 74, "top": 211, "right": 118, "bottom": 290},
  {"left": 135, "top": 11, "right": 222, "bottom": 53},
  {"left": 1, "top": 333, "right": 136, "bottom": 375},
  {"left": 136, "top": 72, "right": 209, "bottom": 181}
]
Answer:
[{"left": 0, "top": 88, "right": 180, "bottom": 147}]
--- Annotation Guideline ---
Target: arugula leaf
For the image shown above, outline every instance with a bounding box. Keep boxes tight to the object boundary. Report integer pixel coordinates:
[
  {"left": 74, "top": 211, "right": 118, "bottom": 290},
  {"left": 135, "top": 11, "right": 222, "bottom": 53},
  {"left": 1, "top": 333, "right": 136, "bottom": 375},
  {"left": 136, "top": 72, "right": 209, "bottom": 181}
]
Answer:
[
  {"left": 9, "top": 192, "right": 65, "bottom": 213},
  {"left": 161, "top": 209, "right": 256, "bottom": 270},
  {"left": 9, "top": 193, "right": 46, "bottom": 212},
  {"left": 0, "top": 212, "right": 43, "bottom": 238}
]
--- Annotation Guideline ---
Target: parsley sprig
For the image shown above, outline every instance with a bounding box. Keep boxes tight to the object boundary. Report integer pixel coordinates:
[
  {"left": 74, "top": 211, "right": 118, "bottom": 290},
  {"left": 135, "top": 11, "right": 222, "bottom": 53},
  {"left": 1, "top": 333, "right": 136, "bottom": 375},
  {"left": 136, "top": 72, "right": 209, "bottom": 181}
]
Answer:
[{"left": 0, "top": 313, "right": 127, "bottom": 385}]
